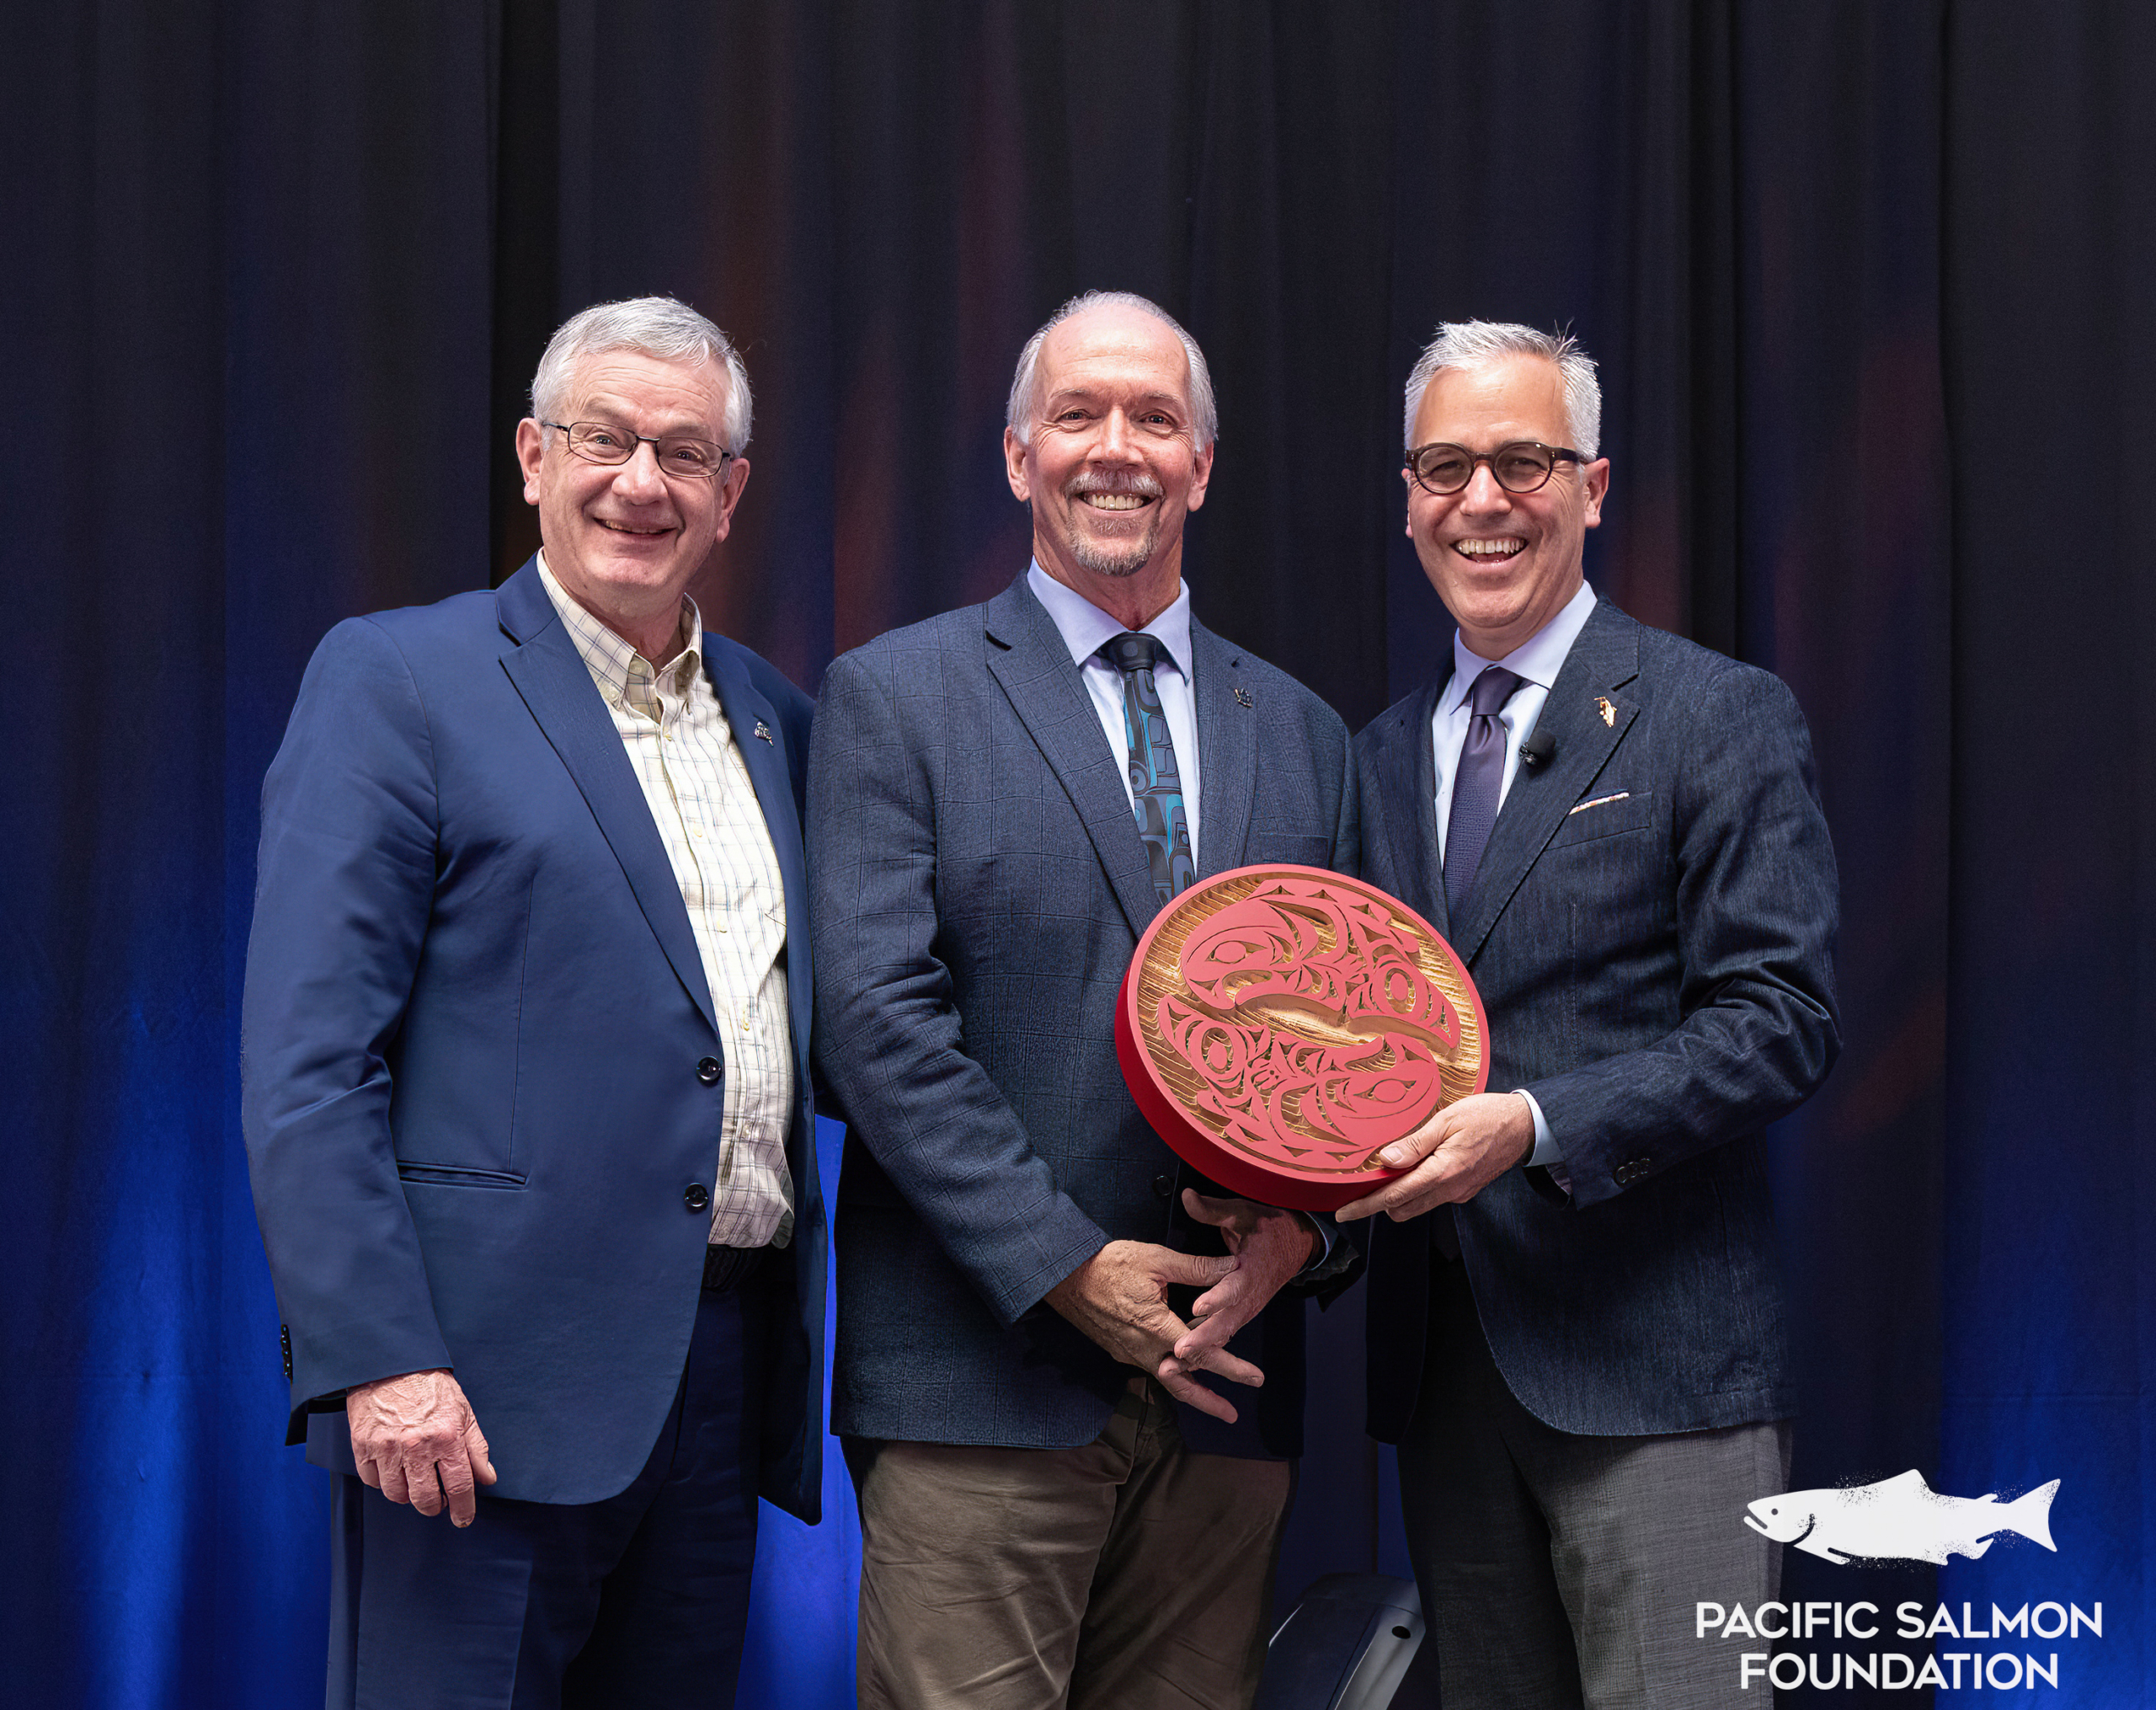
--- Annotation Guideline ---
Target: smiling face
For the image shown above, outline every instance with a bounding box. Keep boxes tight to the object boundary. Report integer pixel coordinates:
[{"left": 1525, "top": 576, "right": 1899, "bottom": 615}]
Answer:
[
  {"left": 1004, "top": 302, "right": 1214, "bottom": 618},
  {"left": 1405, "top": 352, "right": 1609, "bottom": 659},
  {"left": 515, "top": 349, "right": 749, "bottom": 655}
]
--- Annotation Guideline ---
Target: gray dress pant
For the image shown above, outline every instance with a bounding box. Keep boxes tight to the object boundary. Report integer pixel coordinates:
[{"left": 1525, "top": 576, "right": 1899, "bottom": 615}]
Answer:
[{"left": 1399, "top": 1255, "right": 1791, "bottom": 1709}]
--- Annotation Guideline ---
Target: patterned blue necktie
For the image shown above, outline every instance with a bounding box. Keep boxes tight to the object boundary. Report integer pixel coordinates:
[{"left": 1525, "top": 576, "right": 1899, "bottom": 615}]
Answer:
[
  {"left": 1101, "top": 632, "right": 1196, "bottom": 905},
  {"left": 1444, "top": 665, "right": 1524, "bottom": 917}
]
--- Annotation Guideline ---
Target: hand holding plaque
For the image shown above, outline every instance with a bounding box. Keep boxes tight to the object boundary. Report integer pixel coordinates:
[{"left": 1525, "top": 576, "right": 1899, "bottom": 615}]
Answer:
[
  {"left": 1330, "top": 1089, "right": 1538, "bottom": 1223},
  {"left": 1115, "top": 865, "right": 1491, "bottom": 1214}
]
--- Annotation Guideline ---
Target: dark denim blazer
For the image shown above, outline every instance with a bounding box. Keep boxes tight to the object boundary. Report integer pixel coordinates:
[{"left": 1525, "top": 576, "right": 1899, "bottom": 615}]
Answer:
[{"left": 1358, "top": 597, "right": 1839, "bottom": 1440}]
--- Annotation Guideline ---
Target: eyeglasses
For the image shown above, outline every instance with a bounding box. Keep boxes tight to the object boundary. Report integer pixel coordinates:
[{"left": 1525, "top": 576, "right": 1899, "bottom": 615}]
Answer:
[
  {"left": 542, "top": 420, "right": 733, "bottom": 480},
  {"left": 1404, "top": 441, "right": 1585, "bottom": 496}
]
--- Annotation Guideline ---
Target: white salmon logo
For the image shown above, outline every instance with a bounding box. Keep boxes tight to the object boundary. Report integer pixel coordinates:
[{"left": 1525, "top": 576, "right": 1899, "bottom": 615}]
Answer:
[{"left": 1744, "top": 1470, "right": 2060, "bottom": 1566}]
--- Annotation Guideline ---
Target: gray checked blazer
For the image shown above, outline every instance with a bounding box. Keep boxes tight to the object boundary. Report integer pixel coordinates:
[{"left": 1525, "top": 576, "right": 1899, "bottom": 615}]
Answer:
[
  {"left": 1358, "top": 596, "right": 1840, "bottom": 1442},
  {"left": 808, "top": 573, "right": 1358, "bottom": 1459}
]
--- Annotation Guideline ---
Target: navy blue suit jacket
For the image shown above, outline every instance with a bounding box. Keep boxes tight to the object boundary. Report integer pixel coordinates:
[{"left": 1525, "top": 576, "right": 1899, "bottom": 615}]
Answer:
[
  {"left": 807, "top": 574, "right": 1357, "bottom": 1459},
  {"left": 242, "top": 558, "right": 825, "bottom": 1518},
  {"left": 1358, "top": 597, "right": 1838, "bottom": 1440}
]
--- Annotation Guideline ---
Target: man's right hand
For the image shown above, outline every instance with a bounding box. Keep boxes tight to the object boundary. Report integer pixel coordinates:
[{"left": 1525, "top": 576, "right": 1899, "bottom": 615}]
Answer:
[
  {"left": 346, "top": 1368, "right": 498, "bottom": 1526},
  {"left": 1043, "top": 1242, "right": 1259, "bottom": 1424}
]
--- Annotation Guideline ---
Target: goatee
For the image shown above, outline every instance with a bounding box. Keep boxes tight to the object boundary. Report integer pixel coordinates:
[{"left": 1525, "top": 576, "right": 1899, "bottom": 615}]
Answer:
[
  {"left": 1062, "top": 471, "right": 1163, "bottom": 577},
  {"left": 1065, "top": 524, "right": 1158, "bottom": 578}
]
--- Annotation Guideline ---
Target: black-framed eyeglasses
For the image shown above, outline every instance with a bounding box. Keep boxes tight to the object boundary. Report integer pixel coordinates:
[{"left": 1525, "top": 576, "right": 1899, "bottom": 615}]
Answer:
[
  {"left": 542, "top": 419, "right": 734, "bottom": 480},
  {"left": 1404, "top": 440, "right": 1585, "bottom": 496}
]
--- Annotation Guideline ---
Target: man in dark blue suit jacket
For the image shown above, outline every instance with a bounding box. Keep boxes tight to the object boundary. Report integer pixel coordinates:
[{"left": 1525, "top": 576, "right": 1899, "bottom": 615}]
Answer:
[
  {"left": 243, "top": 298, "right": 823, "bottom": 1709},
  {"left": 808, "top": 292, "right": 1357, "bottom": 1710},
  {"left": 1337, "top": 323, "right": 1839, "bottom": 1707}
]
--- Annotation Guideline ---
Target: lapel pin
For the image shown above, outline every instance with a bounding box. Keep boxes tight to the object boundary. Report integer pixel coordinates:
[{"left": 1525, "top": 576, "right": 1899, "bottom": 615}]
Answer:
[
  {"left": 1595, "top": 697, "right": 1615, "bottom": 729},
  {"left": 754, "top": 719, "right": 773, "bottom": 744},
  {"left": 1234, "top": 687, "right": 1253, "bottom": 708}
]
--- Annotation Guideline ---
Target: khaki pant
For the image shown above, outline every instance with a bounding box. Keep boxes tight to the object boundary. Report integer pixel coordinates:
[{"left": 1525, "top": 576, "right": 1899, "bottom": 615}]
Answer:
[{"left": 846, "top": 1378, "right": 1293, "bottom": 1710}]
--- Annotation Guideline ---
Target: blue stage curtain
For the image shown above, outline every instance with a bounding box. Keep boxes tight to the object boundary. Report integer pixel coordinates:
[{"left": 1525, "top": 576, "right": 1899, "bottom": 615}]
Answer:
[
  {"left": 3, "top": 4, "right": 2150, "bottom": 1706},
  {"left": 1933, "top": 3, "right": 2156, "bottom": 1700}
]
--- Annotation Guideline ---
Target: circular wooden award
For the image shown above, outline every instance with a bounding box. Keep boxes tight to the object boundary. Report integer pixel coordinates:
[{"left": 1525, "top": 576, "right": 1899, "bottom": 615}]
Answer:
[{"left": 1115, "top": 865, "right": 1490, "bottom": 1212}]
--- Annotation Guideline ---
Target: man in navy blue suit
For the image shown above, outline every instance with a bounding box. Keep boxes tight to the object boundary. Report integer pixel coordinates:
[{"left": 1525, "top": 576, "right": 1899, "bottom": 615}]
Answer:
[
  {"left": 243, "top": 297, "right": 823, "bottom": 1709},
  {"left": 808, "top": 291, "right": 1358, "bottom": 1710},
  {"left": 1338, "top": 323, "right": 1839, "bottom": 1707}
]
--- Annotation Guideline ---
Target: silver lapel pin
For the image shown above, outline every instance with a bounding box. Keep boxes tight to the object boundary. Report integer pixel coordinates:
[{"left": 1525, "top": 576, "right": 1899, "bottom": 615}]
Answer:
[
  {"left": 1234, "top": 687, "right": 1253, "bottom": 708},
  {"left": 753, "top": 719, "right": 774, "bottom": 744}
]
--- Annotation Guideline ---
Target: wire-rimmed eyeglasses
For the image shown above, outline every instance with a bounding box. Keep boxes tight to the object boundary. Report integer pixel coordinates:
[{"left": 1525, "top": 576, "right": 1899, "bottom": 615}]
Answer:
[{"left": 542, "top": 419, "right": 734, "bottom": 480}]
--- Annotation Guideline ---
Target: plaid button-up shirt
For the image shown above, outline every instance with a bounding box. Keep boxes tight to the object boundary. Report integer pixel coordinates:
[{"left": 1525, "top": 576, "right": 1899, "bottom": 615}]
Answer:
[{"left": 540, "top": 558, "right": 794, "bottom": 1248}]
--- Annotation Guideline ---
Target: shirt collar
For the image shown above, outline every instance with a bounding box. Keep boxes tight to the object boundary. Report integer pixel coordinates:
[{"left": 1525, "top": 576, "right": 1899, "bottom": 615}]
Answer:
[
  {"left": 1024, "top": 560, "right": 1195, "bottom": 678},
  {"left": 1441, "top": 579, "right": 1598, "bottom": 713},
  {"left": 536, "top": 552, "right": 702, "bottom": 702}
]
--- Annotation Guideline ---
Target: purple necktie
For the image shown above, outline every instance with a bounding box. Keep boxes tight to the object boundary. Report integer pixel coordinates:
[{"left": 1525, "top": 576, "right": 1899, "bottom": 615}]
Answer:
[{"left": 1444, "top": 665, "right": 1524, "bottom": 917}]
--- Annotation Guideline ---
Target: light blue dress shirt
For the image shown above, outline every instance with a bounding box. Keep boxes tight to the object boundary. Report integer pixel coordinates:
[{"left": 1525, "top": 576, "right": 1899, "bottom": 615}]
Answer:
[
  {"left": 1026, "top": 562, "right": 1338, "bottom": 1258},
  {"left": 1027, "top": 561, "right": 1203, "bottom": 864}
]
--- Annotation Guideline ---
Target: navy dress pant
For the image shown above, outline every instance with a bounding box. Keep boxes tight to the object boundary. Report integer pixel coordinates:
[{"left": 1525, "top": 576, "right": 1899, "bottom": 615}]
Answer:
[{"left": 326, "top": 1271, "right": 769, "bottom": 1710}]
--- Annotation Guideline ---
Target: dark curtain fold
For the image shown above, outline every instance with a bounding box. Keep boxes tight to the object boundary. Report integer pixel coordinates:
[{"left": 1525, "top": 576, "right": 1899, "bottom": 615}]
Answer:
[
  {"left": 2, "top": 3, "right": 2146, "bottom": 1705},
  {"left": 1939, "top": 6, "right": 2156, "bottom": 1698}
]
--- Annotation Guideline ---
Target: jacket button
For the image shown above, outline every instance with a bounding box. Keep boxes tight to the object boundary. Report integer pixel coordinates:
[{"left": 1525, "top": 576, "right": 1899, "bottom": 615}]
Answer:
[
  {"left": 696, "top": 1056, "right": 722, "bottom": 1086},
  {"left": 684, "top": 1183, "right": 711, "bottom": 1211},
  {"left": 1153, "top": 1174, "right": 1174, "bottom": 1200}
]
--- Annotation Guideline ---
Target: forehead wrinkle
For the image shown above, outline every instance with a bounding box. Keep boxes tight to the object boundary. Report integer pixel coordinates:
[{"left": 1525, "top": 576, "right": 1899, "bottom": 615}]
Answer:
[
  {"left": 1425, "top": 434, "right": 1560, "bottom": 455},
  {"left": 1414, "top": 358, "right": 1569, "bottom": 449},
  {"left": 571, "top": 389, "right": 722, "bottom": 439},
  {"left": 1043, "top": 380, "right": 1188, "bottom": 412}
]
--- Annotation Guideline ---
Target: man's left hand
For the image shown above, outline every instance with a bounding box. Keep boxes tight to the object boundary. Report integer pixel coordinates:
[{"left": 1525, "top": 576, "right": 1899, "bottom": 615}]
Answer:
[
  {"left": 1330, "top": 1092, "right": 1535, "bottom": 1223},
  {"left": 1164, "top": 1192, "right": 1320, "bottom": 1381}
]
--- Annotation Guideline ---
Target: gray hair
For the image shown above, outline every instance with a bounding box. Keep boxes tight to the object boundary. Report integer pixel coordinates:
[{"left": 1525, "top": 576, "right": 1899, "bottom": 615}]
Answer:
[
  {"left": 530, "top": 296, "right": 754, "bottom": 456},
  {"left": 1401, "top": 321, "right": 1601, "bottom": 459},
  {"left": 1006, "top": 290, "right": 1219, "bottom": 450}
]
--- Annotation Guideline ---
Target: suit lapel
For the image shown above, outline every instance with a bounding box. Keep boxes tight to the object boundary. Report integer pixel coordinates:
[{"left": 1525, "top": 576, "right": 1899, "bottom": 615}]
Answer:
[
  {"left": 1390, "top": 671, "right": 1454, "bottom": 939},
  {"left": 982, "top": 576, "right": 1163, "bottom": 938},
  {"left": 495, "top": 560, "right": 718, "bottom": 1032},
  {"left": 1189, "top": 619, "right": 1256, "bottom": 878},
  {"left": 702, "top": 641, "right": 812, "bottom": 1053},
  {"left": 1450, "top": 600, "right": 1641, "bottom": 964}
]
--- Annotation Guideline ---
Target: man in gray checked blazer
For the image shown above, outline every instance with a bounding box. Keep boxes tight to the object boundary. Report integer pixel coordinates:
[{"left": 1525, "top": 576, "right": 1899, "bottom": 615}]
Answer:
[
  {"left": 808, "top": 291, "right": 1357, "bottom": 1710},
  {"left": 1337, "top": 323, "right": 1840, "bottom": 1709}
]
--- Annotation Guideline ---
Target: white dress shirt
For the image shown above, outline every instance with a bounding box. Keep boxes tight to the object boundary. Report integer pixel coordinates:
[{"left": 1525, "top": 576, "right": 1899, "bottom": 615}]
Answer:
[
  {"left": 539, "top": 557, "right": 795, "bottom": 1248},
  {"left": 1430, "top": 577, "right": 1599, "bottom": 1172},
  {"left": 1027, "top": 562, "right": 1203, "bottom": 865},
  {"left": 1430, "top": 578, "right": 1598, "bottom": 864}
]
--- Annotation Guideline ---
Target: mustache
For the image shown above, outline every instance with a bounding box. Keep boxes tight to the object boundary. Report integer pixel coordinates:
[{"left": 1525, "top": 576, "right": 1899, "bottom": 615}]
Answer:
[{"left": 1065, "top": 470, "right": 1164, "bottom": 500}]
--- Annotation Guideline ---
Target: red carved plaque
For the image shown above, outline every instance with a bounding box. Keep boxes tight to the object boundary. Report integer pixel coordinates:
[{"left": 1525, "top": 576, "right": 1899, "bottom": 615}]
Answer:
[{"left": 1115, "top": 865, "right": 1489, "bottom": 1212}]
